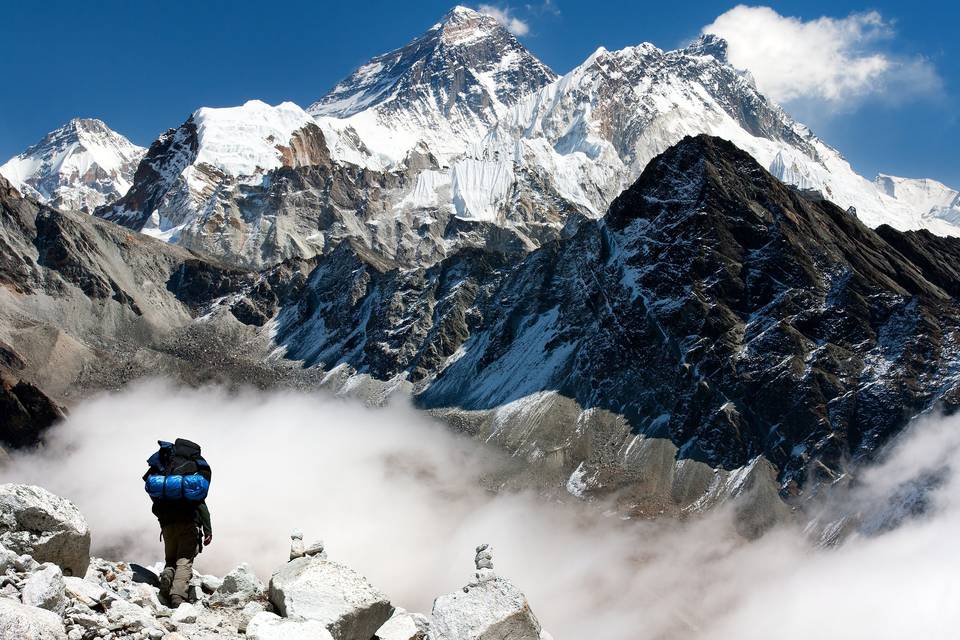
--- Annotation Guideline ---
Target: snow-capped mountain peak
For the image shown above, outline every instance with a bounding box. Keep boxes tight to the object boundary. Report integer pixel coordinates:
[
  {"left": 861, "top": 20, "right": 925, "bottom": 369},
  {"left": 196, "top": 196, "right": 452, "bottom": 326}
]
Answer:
[
  {"left": 192, "top": 99, "right": 316, "bottom": 177},
  {"left": 307, "top": 5, "right": 557, "bottom": 166},
  {"left": 0, "top": 118, "right": 145, "bottom": 213},
  {"left": 683, "top": 33, "right": 729, "bottom": 62}
]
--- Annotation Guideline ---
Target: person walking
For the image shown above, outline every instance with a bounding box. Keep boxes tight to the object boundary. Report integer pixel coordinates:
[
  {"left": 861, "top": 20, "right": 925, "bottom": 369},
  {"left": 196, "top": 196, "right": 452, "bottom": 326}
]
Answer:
[{"left": 143, "top": 438, "right": 213, "bottom": 607}]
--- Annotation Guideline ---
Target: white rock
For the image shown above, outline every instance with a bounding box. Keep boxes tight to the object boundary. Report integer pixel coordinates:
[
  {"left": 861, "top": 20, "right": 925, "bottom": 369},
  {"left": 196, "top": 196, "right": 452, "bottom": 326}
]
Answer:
[
  {"left": 239, "top": 601, "right": 266, "bottom": 633},
  {"left": 0, "top": 596, "right": 67, "bottom": 639},
  {"left": 0, "top": 542, "right": 17, "bottom": 573},
  {"left": 212, "top": 562, "right": 264, "bottom": 605},
  {"left": 376, "top": 609, "right": 429, "bottom": 640},
  {"left": 0, "top": 484, "right": 91, "bottom": 576},
  {"left": 199, "top": 574, "right": 222, "bottom": 594},
  {"left": 303, "top": 540, "right": 326, "bottom": 559},
  {"left": 63, "top": 576, "right": 109, "bottom": 608},
  {"left": 105, "top": 598, "right": 154, "bottom": 631},
  {"left": 246, "top": 611, "right": 335, "bottom": 640},
  {"left": 17, "top": 553, "right": 41, "bottom": 572},
  {"left": 170, "top": 602, "right": 198, "bottom": 624},
  {"left": 431, "top": 577, "right": 541, "bottom": 640},
  {"left": 268, "top": 556, "right": 393, "bottom": 640},
  {"left": 22, "top": 563, "right": 67, "bottom": 614},
  {"left": 289, "top": 531, "right": 304, "bottom": 561}
]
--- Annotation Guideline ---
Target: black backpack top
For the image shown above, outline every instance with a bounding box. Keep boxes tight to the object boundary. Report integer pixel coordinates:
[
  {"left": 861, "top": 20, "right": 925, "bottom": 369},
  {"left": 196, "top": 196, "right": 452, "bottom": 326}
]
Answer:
[{"left": 145, "top": 438, "right": 212, "bottom": 483}]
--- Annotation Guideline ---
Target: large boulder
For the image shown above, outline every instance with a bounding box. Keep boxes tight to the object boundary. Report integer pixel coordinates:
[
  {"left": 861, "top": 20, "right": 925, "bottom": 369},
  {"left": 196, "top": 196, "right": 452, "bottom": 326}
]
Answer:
[
  {"left": 247, "top": 611, "right": 335, "bottom": 640},
  {"left": 22, "top": 562, "right": 67, "bottom": 614},
  {"left": 0, "top": 484, "right": 90, "bottom": 576},
  {"left": 212, "top": 562, "right": 265, "bottom": 605},
  {"left": 268, "top": 556, "right": 393, "bottom": 640},
  {"left": 0, "top": 596, "right": 67, "bottom": 639},
  {"left": 431, "top": 577, "right": 541, "bottom": 640}
]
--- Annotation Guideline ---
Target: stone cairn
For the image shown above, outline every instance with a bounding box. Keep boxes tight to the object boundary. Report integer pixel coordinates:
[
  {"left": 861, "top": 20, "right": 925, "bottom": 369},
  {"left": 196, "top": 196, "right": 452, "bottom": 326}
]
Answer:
[
  {"left": 289, "top": 530, "right": 327, "bottom": 562},
  {"left": 468, "top": 543, "right": 495, "bottom": 590}
]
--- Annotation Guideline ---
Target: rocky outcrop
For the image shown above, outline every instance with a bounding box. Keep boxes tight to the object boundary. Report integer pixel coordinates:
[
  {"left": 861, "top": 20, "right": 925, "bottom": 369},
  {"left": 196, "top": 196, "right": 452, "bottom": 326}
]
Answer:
[
  {"left": 268, "top": 556, "right": 393, "bottom": 640},
  {"left": 0, "top": 370, "right": 64, "bottom": 448},
  {"left": 0, "top": 484, "right": 90, "bottom": 576},
  {"left": 430, "top": 545, "right": 542, "bottom": 640},
  {"left": 0, "top": 485, "right": 547, "bottom": 640}
]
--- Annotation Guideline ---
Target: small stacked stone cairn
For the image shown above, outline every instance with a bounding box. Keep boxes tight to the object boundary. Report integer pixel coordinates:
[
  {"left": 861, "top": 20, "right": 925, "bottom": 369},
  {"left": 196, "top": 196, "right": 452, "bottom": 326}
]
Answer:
[
  {"left": 289, "top": 531, "right": 327, "bottom": 562},
  {"left": 471, "top": 544, "right": 495, "bottom": 587}
]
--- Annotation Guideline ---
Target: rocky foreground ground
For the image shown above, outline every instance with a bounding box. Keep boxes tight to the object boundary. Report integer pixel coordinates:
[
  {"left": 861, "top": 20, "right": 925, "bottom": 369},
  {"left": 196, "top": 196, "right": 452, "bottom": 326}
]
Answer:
[{"left": 0, "top": 484, "right": 550, "bottom": 640}]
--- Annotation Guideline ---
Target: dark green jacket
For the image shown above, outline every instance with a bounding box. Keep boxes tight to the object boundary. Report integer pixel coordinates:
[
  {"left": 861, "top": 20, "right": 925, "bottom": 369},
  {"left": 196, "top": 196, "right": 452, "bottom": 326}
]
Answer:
[{"left": 152, "top": 500, "right": 212, "bottom": 536}]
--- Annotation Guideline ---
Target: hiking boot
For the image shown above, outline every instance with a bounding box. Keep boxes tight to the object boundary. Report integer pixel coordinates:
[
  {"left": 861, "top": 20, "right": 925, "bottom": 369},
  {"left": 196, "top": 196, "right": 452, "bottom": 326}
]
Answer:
[
  {"left": 159, "top": 567, "right": 174, "bottom": 599},
  {"left": 170, "top": 594, "right": 185, "bottom": 608}
]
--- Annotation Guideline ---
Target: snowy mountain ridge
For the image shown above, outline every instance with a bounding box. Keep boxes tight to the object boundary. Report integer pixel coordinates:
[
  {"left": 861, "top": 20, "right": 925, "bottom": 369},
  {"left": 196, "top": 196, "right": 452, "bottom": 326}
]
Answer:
[
  {"left": 11, "top": 4, "right": 952, "bottom": 270},
  {"left": 0, "top": 118, "right": 144, "bottom": 214}
]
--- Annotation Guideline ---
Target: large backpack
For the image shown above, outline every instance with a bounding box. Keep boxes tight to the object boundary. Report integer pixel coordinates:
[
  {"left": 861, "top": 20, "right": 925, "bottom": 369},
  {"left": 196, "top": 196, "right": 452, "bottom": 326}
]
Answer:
[{"left": 144, "top": 438, "right": 211, "bottom": 502}]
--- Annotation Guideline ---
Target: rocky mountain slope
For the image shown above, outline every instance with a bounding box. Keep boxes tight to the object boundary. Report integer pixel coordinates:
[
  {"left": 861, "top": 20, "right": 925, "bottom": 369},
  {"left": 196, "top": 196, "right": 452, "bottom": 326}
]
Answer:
[
  {"left": 0, "top": 119, "right": 145, "bottom": 214},
  {"left": 4, "top": 135, "right": 960, "bottom": 517},
  {"left": 0, "top": 483, "right": 548, "bottom": 640},
  {"left": 84, "top": 6, "right": 959, "bottom": 274}
]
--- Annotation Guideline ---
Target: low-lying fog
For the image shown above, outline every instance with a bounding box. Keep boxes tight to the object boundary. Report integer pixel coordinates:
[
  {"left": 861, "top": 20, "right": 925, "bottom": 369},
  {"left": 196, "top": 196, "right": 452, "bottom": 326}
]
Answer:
[{"left": 2, "top": 381, "right": 957, "bottom": 638}]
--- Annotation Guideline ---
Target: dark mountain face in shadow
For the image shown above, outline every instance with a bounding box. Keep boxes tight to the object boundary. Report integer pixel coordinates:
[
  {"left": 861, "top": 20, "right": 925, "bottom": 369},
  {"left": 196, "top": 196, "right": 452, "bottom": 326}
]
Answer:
[{"left": 4, "top": 136, "right": 960, "bottom": 499}]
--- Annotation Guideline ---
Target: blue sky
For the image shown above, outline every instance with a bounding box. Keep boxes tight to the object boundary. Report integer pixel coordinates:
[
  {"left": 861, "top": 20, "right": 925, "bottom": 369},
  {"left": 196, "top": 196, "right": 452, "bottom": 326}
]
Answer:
[{"left": 1, "top": 1, "right": 956, "bottom": 186}]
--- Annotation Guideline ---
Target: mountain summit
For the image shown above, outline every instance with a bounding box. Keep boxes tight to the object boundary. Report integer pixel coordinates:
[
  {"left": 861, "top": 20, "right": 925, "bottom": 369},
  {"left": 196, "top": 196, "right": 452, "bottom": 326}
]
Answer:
[
  {"left": 308, "top": 5, "right": 557, "bottom": 164},
  {"left": 0, "top": 118, "right": 144, "bottom": 214}
]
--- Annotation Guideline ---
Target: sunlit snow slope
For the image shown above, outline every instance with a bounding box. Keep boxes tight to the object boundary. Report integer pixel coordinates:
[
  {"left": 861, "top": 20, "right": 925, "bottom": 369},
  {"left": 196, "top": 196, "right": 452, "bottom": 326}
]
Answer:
[{"left": 0, "top": 119, "right": 145, "bottom": 213}]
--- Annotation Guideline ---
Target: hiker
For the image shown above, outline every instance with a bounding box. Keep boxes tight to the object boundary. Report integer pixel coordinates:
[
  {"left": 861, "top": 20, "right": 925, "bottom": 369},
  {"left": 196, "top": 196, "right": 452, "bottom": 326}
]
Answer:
[{"left": 143, "top": 438, "right": 213, "bottom": 606}]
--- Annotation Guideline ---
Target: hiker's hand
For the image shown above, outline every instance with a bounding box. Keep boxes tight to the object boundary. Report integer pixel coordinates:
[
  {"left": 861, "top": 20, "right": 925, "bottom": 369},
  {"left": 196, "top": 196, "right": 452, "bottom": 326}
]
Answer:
[{"left": 203, "top": 534, "right": 212, "bottom": 546}]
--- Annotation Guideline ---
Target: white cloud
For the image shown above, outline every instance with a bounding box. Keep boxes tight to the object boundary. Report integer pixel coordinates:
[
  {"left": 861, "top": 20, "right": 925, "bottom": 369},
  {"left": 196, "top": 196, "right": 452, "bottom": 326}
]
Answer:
[
  {"left": 702, "top": 5, "right": 941, "bottom": 107},
  {"left": 479, "top": 4, "right": 530, "bottom": 36},
  {"left": 3, "top": 381, "right": 960, "bottom": 637}
]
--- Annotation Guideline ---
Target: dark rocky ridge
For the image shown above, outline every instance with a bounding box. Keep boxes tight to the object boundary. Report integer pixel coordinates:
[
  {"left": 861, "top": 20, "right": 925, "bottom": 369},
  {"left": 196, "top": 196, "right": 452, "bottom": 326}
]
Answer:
[
  {"left": 266, "top": 135, "right": 960, "bottom": 490},
  {"left": 3, "top": 136, "right": 960, "bottom": 509}
]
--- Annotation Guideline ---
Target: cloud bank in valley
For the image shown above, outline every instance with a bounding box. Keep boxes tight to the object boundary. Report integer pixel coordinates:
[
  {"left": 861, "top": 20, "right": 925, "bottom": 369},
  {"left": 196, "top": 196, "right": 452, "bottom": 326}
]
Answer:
[
  {"left": 702, "top": 5, "right": 942, "bottom": 109},
  {"left": 1, "top": 380, "right": 958, "bottom": 638}
]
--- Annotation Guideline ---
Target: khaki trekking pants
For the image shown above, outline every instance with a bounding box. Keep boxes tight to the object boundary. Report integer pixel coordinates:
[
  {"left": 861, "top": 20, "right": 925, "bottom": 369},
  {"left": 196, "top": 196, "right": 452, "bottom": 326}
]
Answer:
[{"left": 161, "top": 521, "right": 199, "bottom": 601}]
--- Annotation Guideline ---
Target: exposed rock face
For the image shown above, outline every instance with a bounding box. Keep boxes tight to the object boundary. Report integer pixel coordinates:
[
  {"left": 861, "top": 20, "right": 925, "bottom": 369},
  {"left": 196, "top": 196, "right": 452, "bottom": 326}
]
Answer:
[
  {"left": 0, "top": 484, "right": 90, "bottom": 576},
  {"left": 268, "top": 556, "right": 393, "bottom": 640},
  {"left": 264, "top": 135, "right": 960, "bottom": 496},
  {"left": 0, "top": 370, "right": 64, "bottom": 448},
  {"left": 0, "top": 596, "right": 67, "bottom": 640}
]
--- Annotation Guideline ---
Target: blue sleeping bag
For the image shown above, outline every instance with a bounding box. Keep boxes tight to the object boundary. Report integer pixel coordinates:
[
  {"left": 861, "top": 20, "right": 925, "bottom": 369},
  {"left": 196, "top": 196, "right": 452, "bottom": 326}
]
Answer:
[
  {"left": 144, "top": 473, "right": 210, "bottom": 500},
  {"left": 144, "top": 439, "right": 211, "bottom": 501}
]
